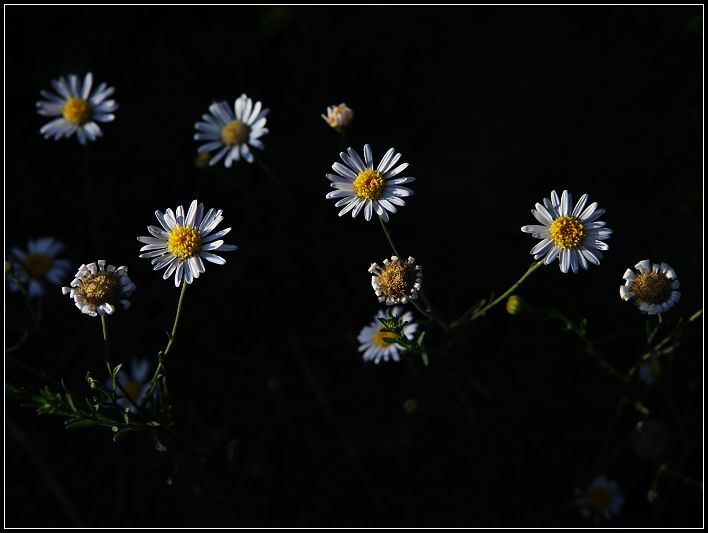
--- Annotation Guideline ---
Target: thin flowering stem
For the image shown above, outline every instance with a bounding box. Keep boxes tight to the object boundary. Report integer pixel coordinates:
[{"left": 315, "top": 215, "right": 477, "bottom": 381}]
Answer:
[
  {"left": 148, "top": 276, "right": 188, "bottom": 394},
  {"left": 100, "top": 314, "right": 112, "bottom": 369},
  {"left": 543, "top": 308, "right": 628, "bottom": 382},
  {"left": 256, "top": 155, "right": 287, "bottom": 191},
  {"left": 451, "top": 260, "right": 545, "bottom": 328},
  {"left": 378, "top": 217, "right": 448, "bottom": 331},
  {"left": 378, "top": 216, "right": 402, "bottom": 258}
]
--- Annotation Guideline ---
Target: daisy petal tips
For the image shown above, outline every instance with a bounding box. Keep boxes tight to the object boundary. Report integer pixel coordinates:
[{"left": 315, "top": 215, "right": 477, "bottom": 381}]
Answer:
[
  {"left": 194, "top": 93, "right": 269, "bottom": 167},
  {"left": 138, "top": 199, "right": 238, "bottom": 287},
  {"left": 520, "top": 189, "right": 612, "bottom": 273},
  {"left": 62, "top": 260, "right": 136, "bottom": 317},
  {"left": 37, "top": 72, "right": 118, "bottom": 144},
  {"left": 620, "top": 260, "right": 680, "bottom": 315},
  {"left": 325, "top": 144, "right": 415, "bottom": 222}
]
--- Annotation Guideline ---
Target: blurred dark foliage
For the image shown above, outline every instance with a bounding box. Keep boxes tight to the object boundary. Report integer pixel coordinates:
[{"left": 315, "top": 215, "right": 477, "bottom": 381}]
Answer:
[{"left": 5, "top": 6, "right": 702, "bottom": 527}]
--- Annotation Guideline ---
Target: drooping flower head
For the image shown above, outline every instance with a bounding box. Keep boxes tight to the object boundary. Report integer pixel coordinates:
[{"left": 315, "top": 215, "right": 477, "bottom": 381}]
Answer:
[
  {"left": 62, "top": 260, "right": 136, "bottom": 316},
  {"left": 369, "top": 256, "right": 422, "bottom": 305},
  {"left": 36, "top": 72, "right": 117, "bottom": 144},
  {"left": 620, "top": 260, "right": 680, "bottom": 315},
  {"left": 521, "top": 190, "right": 612, "bottom": 273},
  {"left": 8, "top": 237, "right": 72, "bottom": 298},
  {"left": 138, "top": 199, "right": 238, "bottom": 286},
  {"left": 357, "top": 306, "right": 418, "bottom": 364},
  {"left": 575, "top": 475, "right": 624, "bottom": 523},
  {"left": 194, "top": 94, "right": 269, "bottom": 167},
  {"left": 321, "top": 103, "right": 354, "bottom": 129},
  {"left": 326, "top": 144, "right": 414, "bottom": 222}
]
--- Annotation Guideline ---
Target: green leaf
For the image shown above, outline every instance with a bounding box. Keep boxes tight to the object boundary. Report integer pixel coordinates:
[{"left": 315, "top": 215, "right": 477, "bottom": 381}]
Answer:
[
  {"left": 113, "top": 428, "right": 138, "bottom": 443},
  {"left": 111, "top": 363, "right": 123, "bottom": 391},
  {"left": 66, "top": 419, "right": 103, "bottom": 430}
]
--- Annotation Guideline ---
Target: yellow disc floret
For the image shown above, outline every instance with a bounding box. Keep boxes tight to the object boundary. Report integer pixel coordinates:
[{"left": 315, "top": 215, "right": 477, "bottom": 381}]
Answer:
[
  {"left": 373, "top": 328, "right": 397, "bottom": 347},
  {"left": 122, "top": 379, "right": 143, "bottom": 402},
  {"left": 62, "top": 97, "right": 92, "bottom": 125},
  {"left": 23, "top": 253, "right": 52, "bottom": 278},
  {"left": 377, "top": 260, "right": 415, "bottom": 301},
  {"left": 221, "top": 120, "right": 249, "bottom": 146},
  {"left": 632, "top": 272, "right": 672, "bottom": 305},
  {"left": 353, "top": 169, "right": 386, "bottom": 200},
  {"left": 549, "top": 216, "right": 585, "bottom": 249},
  {"left": 80, "top": 271, "right": 121, "bottom": 307},
  {"left": 167, "top": 226, "right": 201, "bottom": 261},
  {"left": 585, "top": 484, "right": 612, "bottom": 511}
]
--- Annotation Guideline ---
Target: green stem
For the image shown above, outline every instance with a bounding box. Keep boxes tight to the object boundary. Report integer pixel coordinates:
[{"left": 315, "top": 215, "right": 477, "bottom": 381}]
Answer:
[
  {"left": 378, "top": 216, "right": 402, "bottom": 258},
  {"left": 451, "top": 260, "right": 545, "bottom": 327},
  {"left": 256, "top": 156, "right": 286, "bottom": 190},
  {"left": 546, "top": 309, "right": 627, "bottom": 382},
  {"left": 100, "top": 314, "right": 112, "bottom": 368},
  {"left": 148, "top": 277, "right": 188, "bottom": 393}
]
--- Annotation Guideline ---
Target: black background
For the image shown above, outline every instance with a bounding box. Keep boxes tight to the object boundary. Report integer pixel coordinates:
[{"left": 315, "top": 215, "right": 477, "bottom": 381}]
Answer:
[{"left": 5, "top": 6, "right": 703, "bottom": 527}]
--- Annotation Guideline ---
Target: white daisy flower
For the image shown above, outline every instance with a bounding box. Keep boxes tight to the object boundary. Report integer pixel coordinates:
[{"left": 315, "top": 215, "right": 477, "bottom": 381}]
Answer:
[
  {"left": 62, "top": 260, "right": 136, "bottom": 317},
  {"left": 105, "top": 358, "right": 151, "bottom": 413},
  {"left": 193, "top": 94, "right": 269, "bottom": 167},
  {"left": 137, "top": 199, "right": 238, "bottom": 287},
  {"left": 36, "top": 72, "right": 117, "bottom": 144},
  {"left": 357, "top": 306, "right": 418, "bottom": 364},
  {"left": 620, "top": 260, "right": 680, "bottom": 315},
  {"left": 521, "top": 190, "right": 613, "bottom": 273},
  {"left": 8, "top": 237, "right": 72, "bottom": 298},
  {"left": 325, "top": 144, "right": 415, "bottom": 222},
  {"left": 321, "top": 103, "right": 354, "bottom": 129},
  {"left": 369, "top": 255, "right": 423, "bottom": 305},
  {"left": 575, "top": 475, "right": 624, "bottom": 523}
]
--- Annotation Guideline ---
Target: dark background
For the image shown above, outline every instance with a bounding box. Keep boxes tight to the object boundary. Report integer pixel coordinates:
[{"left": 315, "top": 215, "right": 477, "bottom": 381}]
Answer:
[{"left": 5, "top": 6, "right": 703, "bottom": 527}]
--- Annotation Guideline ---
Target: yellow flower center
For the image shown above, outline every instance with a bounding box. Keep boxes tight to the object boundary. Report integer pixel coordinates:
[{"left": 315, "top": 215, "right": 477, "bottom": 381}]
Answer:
[
  {"left": 373, "top": 328, "right": 397, "bottom": 347},
  {"left": 585, "top": 484, "right": 612, "bottom": 511},
  {"left": 549, "top": 216, "right": 585, "bottom": 249},
  {"left": 23, "top": 253, "right": 52, "bottom": 278},
  {"left": 221, "top": 120, "right": 249, "bottom": 146},
  {"left": 167, "top": 226, "right": 201, "bottom": 261},
  {"left": 62, "top": 97, "right": 92, "bottom": 125},
  {"left": 648, "top": 359, "right": 663, "bottom": 379},
  {"left": 80, "top": 271, "right": 121, "bottom": 306},
  {"left": 353, "top": 169, "right": 386, "bottom": 200},
  {"left": 632, "top": 272, "right": 672, "bottom": 305},
  {"left": 122, "top": 379, "right": 143, "bottom": 402},
  {"left": 377, "top": 260, "right": 415, "bottom": 301}
]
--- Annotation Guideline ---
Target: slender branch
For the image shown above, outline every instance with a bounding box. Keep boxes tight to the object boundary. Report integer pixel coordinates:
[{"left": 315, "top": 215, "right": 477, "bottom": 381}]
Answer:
[
  {"left": 451, "top": 260, "right": 544, "bottom": 327},
  {"left": 378, "top": 216, "right": 402, "bottom": 258},
  {"left": 100, "top": 314, "right": 112, "bottom": 368},
  {"left": 147, "top": 277, "right": 188, "bottom": 394}
]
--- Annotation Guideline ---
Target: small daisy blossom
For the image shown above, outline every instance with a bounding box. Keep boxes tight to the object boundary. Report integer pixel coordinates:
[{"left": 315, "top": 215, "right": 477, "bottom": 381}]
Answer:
[
  {"left": 8, "top": 237, "right": 72, "bottom": 298},
  {"left": 62, "top": 260, "right": 136, "bottom": 317},
  {"left": 321, "top": 103, "right": 354, "bottom": 128},
  {"left": 369, "top": 256, "right": 423, "bottom": 305},
  {"left": 36, "top": 72, "right": 117, "bottom": 144},
  {"left": 521, "top": 190, "right": 612, "bottom": 273},
  {"left": 358, "top": 306, "right": 418, "bottom": 364},
  {"left": 325, "top": 144, "right": 415, "bottom": 222},
  {"left": 575, "top": 475, "right": 624, "bottom": 522},
  {"left": 105, "top": 358, "right": 151, "bottom": 412},
  {"left": 194, "top": 94, "right": 269, "bottom": 167},
  {"left": 137, "top": 199, "right": 238, "bottom": 287},
  {"left": 620, "top": 260, "right": 680, "bottom": 315}
]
